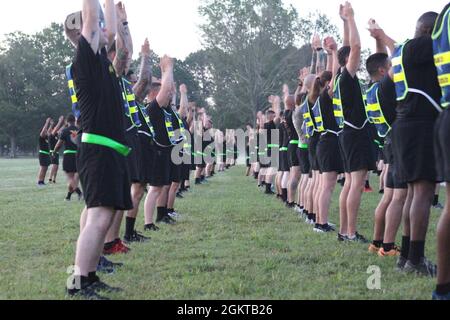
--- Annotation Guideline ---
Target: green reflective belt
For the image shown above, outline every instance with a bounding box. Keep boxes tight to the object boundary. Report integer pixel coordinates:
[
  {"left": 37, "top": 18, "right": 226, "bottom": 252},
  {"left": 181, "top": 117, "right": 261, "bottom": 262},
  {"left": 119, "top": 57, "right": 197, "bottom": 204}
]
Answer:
[
  {"left": 258, "top": 152, "right": 266, "bottom": 156},
  {"left": 39, "top": 150, "right": 50, "bottom": 155},
  {"left": 81, "top": 133, "right": 131, "bottom": 157},
  {"left": 299, "top": 143, "right": 308, "bottom": 149},
  {"left": 64, "top": 150, "right": 77, "bottom": 155},
  {"left": 280, "top": 147, "right": 288, "bottom": 152},
  {"left": 268, "top": 144, "right": 279, "bottom": 148},
  {"left": 196, "top": 151, "right": 207, "bottom": 156},
  {"left": 289, "top": 140, "right": 299, "bottom": 145}
]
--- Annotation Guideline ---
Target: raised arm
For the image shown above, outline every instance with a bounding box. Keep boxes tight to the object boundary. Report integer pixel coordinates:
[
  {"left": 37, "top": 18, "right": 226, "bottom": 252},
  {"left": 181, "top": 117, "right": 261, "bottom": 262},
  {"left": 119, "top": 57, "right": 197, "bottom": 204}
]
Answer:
[
  {"left": 368, "top": 21, "right": 396, "bottom": 56},
  {"left": 340, "top": 4, "right": 350, "bottom": 46},
  {"left": 104, "top": 0, "right": 117, "bottom": 50},
  {"left": 52, "top": 116, "right": 65, "bottom": 136},
  {"left": 324, "top": 37, "right": 339, "bottom": 97},
  {"left": 40, "top": 118, "right": 52, "bottom": 138},
  {"left": 156, "top": 55, "right": 175, "bottom": 108},
  {"left": 343, "top": 2, "right": 361, "bottom": 77},
  {"left": 179, "top": 84, "right": 189, "bottom": 119},
  {"left": 133, "top": 38, "right": 153, "bottom": 103},
  {"left": 113, "top": 2, "right": 132, "bottom": 76},
  {"left": 81, "top": 0, "right": 101, "bottom": 53}
]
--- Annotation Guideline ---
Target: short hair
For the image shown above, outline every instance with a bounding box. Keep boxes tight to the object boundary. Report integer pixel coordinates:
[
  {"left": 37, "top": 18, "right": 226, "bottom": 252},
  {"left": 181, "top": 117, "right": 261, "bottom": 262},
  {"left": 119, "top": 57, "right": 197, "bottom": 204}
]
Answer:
[
  {"left": 66, "top": 114, "right": 76, "bottom": 124},
  {"left": 126, "top": 70, "right": 135, "bottom": 78},
  {"left": 338, "top": 46, "right": 351, "bottom": 67},
  {"left": 416, "top": 11, "right": 439, "bottom": 37},
  {"left": 266, "top": 110, "right": 276, "bottom": 116},
  {"left": 366, "top": 53, "right": 389, "bottom": 77}
]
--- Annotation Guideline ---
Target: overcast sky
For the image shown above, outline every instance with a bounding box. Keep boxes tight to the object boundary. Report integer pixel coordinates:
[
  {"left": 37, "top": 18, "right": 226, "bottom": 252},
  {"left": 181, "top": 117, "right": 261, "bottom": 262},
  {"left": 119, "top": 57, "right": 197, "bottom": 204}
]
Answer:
[{"left": 0, "top": 0, "right": 448, "bottom": 59}]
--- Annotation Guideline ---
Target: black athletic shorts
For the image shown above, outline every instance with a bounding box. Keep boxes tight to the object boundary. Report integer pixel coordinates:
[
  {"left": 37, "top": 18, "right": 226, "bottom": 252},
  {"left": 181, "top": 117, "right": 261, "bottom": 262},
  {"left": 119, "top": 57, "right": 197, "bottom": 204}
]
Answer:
[
  {"left": 299, "top": 147, "right": 310, "bottom": 174},
  {"left": 139, "top": 134, "right": 154, "bottom": 185},
  {"left": 317, "top": 133, "right": 344, "bottom": 174},
  {"left": 435, "top": 109, "right": 450, "bottom": 182},
  {"left": 392, "top": 119, "right": 437, "bottom": 184},
  {"left": 279, "top": 150, "right": 290, "bottom": 172},
  {"left": 339, "top": 127, "right": 377, "bottom": 173},
  {"left": 383, "top": 135, "right": 394, "bottom": 165},
  {"left": 39, "top": 153, "right": 51, "bottom": 167},
  {"left": 63, "top": 153, "right": 77, "bottom": 173},
  {"left": 308, "top": 135, "right": 320, "bottom": 172},
  {"left": 182, "top": 163, "right": 191, "bottom": 181},
  {"left": 288, "top": 143, "right": 300, "bottom": 168},
  {"left": 77, "top": 144, "right": 132, "bottom": 211},
  {"left": 386, "top": 163, "right": 408, "bottom": 189},
  {"left": 148, "top": 148, "right": 171, "bottom": 187},
  {"left": 170, "top": 159, "right": 182, "bottom": 184},
  {"left": 125, "top": 132, "right": 141, "bottom": 184},
  {"left": 51, "top": 153, "right": 60, "bottom": 166}
]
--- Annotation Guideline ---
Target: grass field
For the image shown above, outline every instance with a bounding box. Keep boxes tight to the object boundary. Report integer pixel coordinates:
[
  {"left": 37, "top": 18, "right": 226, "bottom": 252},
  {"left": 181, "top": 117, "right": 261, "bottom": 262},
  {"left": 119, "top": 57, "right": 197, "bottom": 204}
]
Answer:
[{"left": 0, "top": 158, "right": 444, "bottom": 300}]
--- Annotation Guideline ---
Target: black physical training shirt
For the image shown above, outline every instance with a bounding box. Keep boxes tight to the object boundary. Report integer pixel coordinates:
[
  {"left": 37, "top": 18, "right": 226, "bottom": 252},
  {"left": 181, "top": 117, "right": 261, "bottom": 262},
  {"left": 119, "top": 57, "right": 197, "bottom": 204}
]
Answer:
[
  {"left": 284, "top": 110, "right": 299, "bottom": 141},
  {"left": 396, "top": 36, "right": 442, "bottom": 121},
  {"left": 39, "top": 136, "right": 49, "bottom": 152},
  {"left": 376, "top": 75, "right": 397, "bottom": 126},
  {"left": 49, "top": 134, "right": 58, "bottom": 152},
  {"left": 339, "top": 68, "right": 367, "bottom": 128},
  {"left": 72, "top": 36, "right": 126, "bottom": 145},
  {"left": 318, "top": 91, "right": 340, "bottom": 133},
  {"left": 60, "top": 125, "right": 79, "bottom": 151},
  {"left": 264, "top": 121, "right": 276, "bottom": 145},
  {"left": 146, "top": 99, "right": 181, "bottom": 149}
]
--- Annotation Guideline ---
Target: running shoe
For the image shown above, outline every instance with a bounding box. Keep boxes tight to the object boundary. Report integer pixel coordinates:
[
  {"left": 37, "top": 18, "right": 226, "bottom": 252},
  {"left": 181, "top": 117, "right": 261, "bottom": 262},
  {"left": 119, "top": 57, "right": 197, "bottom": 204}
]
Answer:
[
  {"left": 403, "top": 258, "right": 437, "bottom": 278},
  {"left": 432, "top": 291, "right": 450, "bottom": 301},
  {"left": 97, "top": 256, "right": 123, "bottom": 274},
  {"left": 433, "top": 203, "right": 444, "bottom": 210},
  {"left": 103, "top": 239, "right": 131, "bottom": 256},
  {"left": 124, "top": 231, "right": 150, "bottom": 244},
  {"left": 368, "top": 244, "right": 381, "bottom": 254},
  {"left": 348, "top": 232, "right": 369, "bottom": 244},
  {"left": 144, "top": 223, "right": 160, "bottom": 232},
  {"left": 160, "top": 215, "right": 176, "bottom": 225},
  {"left": 396, "top": 256, "right": 407, "bottom": 271},
  {"left": 338, "top": 233, "right": 348, "bottom": 242},
  {"left": 67, "top": 285, "right": 109, "bottom": 300},
  {"left": 378, "top": 246, "right": 401, "bottom": 257}
]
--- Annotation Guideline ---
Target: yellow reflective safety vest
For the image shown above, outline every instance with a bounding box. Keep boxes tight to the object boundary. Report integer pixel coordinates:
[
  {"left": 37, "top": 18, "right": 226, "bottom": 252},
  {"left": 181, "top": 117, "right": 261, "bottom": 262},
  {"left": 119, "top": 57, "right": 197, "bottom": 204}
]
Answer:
[
  {"left": 311, "top": 98, "right": 325, "bottom": 133},
  {"left": 365, "top": 82, "right": 391, "bottom": 138},
  {"left": 332, "top": 74, "right": 345, "bottom": 129},
  {"left": 65, "top": 64, "right": 80, "bottom": 119},
  {"left": 392, "top": 41, "right": 443, "bottom": 112},
  {"left": 300, "top": 99, "right": 315, "bottom": 138},
  {"left": 432, "top": 5, "right": 450, "bottom": 108},
  {"left": 121, "top": 78, "right": 142, "bottom": 129}
]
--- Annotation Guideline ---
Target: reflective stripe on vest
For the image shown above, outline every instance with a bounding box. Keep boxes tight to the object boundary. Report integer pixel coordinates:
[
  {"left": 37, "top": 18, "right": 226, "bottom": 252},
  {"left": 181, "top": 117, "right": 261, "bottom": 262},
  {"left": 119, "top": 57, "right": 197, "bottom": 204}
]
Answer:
[
  {"left": 392, "top": 41, "right": 410, "bottom": 101},
  {"left": 65, "top": 64, "right": 80, "bottom": 119},
  {"left": 365, "top": 82, "right": 391, "bottom": 138},
  {"left": 138, "top": 104, "right": 155, "bottom": 138},
  {"left": 332, "top": 74, "right": 345, "bottom": 129},
  {"left": 300, "top": 100, "right": 315, "bottom": 138},
  {"left": 163, "top": 109, "right": 185, "bottom": 146},
  {"left": 64, "top": 150, "right": 77, "bottom": 155},
  {"left": 121, "top": 78, "right": 142, "bottom": 129},
  {"left": 311, "top": 98, "right": 325, "bottom": 133},
  {"left": 393, "top": 41, "right": 443, "bottom": 113},
  {"left": 280, "top": 147, "right": 288, "bottom": 152},
  {"left": 81, "top": 133, "right": 131, "bottom": 157},
  {"left": 39, "top": 150, "right": 50, "bottom": 156},
  {"left": 432, "top": 5, "right": 450, "bottom": 108}
]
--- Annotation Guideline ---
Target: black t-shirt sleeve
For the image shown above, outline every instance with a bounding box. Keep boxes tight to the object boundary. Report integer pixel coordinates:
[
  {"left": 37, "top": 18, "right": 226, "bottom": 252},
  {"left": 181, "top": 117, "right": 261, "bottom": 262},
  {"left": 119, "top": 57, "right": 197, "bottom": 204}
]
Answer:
[
  {"left": 404, "top": 37, "right": 434, "bottom": 65},
  {"left": 72, "top": 36, "right": 100, "bottom": 91},
  {"left": 59, "top": 129, "right": 68, "bottom": 142},
  {"left": 149, "top": 99, "right": 160, "bottom": 110}
]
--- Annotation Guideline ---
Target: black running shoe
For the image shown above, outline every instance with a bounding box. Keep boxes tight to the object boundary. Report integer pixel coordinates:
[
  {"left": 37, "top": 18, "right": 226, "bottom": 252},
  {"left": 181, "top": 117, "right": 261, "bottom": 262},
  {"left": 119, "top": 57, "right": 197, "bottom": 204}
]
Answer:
[
  {"left": 67, "top": 285, "right": 109, "bottom": 300},
  {"left": 97, "top": 256, "right": 122, "bottom": 274},
  {"left": 348, "top": 232, "right": 369, "bottom": 244},
  {"left": 160, "top": 215, "right": 176, "bottom": 225},
  {"left": 403, "top": 258, "right": 437, "bottom": 278},
  {"left": 144, "top": 223, "right": 160, "bottom": 232},
  {"left": 176, "top": 192, "right": 184, "bottom": 199},
  {"left": 124, "top": 230, "right": 150, "bottom": 244},
  {"left": 90, "top": 279, "right": 123, "bottom": 293},
  {"left": 338, "top": 233, "right": 348, "bottom": 242}
]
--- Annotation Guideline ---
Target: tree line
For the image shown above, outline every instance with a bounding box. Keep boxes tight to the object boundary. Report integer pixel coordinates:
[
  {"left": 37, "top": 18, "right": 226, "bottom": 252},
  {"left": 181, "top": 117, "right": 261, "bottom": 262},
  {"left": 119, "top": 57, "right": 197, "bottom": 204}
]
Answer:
[{"left": 0, "top": 0, "right": 339, "bottom": 158}]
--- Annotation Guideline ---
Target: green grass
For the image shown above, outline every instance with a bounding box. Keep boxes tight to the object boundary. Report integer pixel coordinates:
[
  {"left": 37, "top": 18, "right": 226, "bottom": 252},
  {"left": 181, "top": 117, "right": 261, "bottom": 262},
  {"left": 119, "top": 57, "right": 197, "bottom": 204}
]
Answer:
[{"left": 0, "top": 158, "right": 443, "bottom": 300}]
